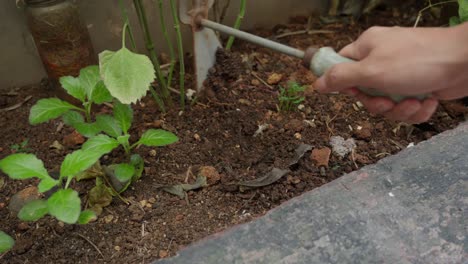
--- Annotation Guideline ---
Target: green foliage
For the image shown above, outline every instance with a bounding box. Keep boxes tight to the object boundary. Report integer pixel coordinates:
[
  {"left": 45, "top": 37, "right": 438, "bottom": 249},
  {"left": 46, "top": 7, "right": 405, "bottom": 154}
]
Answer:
[
  {"left": 450, "top": 0, "right": 468, "bottom": 26},
  {"left": 278, "top": 82, "right": 306, "bottom": 112},
  {"left": 0, "top": 152, "right": 98, "bottom": 224},
  {"left": 78, "top": 210, "right": 97, "bottom": 224},
  {"left": 0, "top": 154, "right": 57, "bottom": 192},
  {"left": 9, "top": 26, "right": 179, "bottom": 228},
  {"left": 10, "top": 139, "right": 31, "bottom": 153},
  {"left": 29, "top": 98, "right": 80, "bottom": 125},
  {"left": 99, "top": 48, "right": 155, "bottom": 104},
  {"left": 47, "top": 189, "right": 81, "bottom": 224},
  {"left": 0, "top": 231, "right": 14, "bottom": 254},
  {"left": 18, "top": 200, "right": 48, "bottom": 221},
  {"left": 137, "top": 129, "right": 179, "bottom": 147}
]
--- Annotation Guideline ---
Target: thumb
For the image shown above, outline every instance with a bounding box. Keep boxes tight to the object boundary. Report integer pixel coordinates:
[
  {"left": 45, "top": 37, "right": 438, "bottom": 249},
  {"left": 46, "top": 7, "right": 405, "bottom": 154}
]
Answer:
[{"left": 314, "top": 61, "right": 366, "bottom": 93}]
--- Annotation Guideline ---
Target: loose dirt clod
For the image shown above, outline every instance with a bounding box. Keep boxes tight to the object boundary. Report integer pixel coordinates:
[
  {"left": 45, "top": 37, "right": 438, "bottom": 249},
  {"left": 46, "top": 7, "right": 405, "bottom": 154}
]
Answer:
[
  {"left": 311, "top": 147, "right": 332, "bottom": 168},
  {"left": 9, "top": 187, "right": 41, "bottom": 215}
]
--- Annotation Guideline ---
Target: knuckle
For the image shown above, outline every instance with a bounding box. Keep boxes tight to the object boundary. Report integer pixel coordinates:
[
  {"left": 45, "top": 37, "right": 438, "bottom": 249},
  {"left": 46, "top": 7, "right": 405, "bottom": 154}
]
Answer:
[{"left": 326, "top": 65, "right": 343, "bottom": 87}]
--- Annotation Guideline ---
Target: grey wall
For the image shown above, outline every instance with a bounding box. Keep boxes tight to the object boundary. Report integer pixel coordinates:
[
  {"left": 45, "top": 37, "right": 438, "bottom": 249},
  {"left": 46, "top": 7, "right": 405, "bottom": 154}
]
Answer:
[{"left": 0, "top": 0, "right": 326, "bottom": 90}]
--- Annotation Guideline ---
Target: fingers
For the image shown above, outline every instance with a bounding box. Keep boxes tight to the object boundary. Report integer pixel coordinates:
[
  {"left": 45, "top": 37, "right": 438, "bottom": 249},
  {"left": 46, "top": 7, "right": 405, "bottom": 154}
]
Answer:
[
  {"left": 406, "top": 98, "right": 439, "bottom": 124},
  {"left": 383, "top": 99, "right": 422, "bottom": 122},
  {"left": 314, "top": 62, "right": 367, "bottom": 93},
  {"left": 353, "top": 92, "right": 438, "bottom": 124}
]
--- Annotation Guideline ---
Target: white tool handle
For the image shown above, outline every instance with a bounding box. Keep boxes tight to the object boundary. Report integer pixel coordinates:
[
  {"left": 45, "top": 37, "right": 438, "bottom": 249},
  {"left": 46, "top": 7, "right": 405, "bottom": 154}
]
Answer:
[{"left": 309, "top": 47, "right": 430, "bottom": 102}]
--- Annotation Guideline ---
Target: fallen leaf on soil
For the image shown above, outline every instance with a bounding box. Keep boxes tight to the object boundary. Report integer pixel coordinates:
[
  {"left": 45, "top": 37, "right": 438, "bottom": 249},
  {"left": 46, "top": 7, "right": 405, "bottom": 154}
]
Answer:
[
  {"left": 330, "top": 136, "right": 356, "bottom": 158},
  {"left": 88, "top": 183, "right": 113, "bottom": 216},
  {"left": 63, "top": 130, "right": 85, "bottom": 147},
  {"left": 49, "top": 140, "right": 64, "bottom": 151},
  {"left": 267, "top": 73, "right": 283, "bottom": 85},
  {"left": 9, "top": 186, "right": 41, "bottom": 215},
  {"left": 289, "top": 143, "right": 313, "bottom": 168},
  {"left": 76, "top": 161, "right": 104, "bottom": 181},
  {"left": 311, "top": 147, "right": 332, "bottom": 168},
  {"left": 161, "top": 176, "right": 208, "bottom": 198},
  {"left": 236, "top": 168, "right": 290, "bottom": 192},
  {"left": 198, "top": 166, "right": 220, "bottom": 185}
]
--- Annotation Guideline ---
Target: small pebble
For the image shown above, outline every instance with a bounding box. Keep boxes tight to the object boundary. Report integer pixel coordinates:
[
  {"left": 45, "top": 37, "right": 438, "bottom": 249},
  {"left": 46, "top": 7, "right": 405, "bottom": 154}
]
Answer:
[{"left": 149, "top": 149, "right": 157, "bottom": 157}]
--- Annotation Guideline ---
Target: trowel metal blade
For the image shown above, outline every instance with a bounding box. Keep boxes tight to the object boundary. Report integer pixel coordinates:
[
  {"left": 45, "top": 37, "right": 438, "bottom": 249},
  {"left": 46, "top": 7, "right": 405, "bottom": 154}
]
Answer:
[
  {"left": 193, "top": 28, "right": 221, "bottom": 91},
  {"left": 180, "top": 0, "right": 221, "bottom": 91}
]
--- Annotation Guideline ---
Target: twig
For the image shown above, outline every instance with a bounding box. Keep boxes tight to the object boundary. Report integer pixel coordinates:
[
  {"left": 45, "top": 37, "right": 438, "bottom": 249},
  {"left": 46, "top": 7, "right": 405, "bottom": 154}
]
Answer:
[
  {"left": 251, "top": 72, "right": 274, "bottom": 89},
  {"left": 388, "top": 139, "right": 404, "bottom": 150},
  {"left": 75, "top": 233, "right": 105, "bottom": 259},
  {"left": 184, "top": 166, "right": 193, "bottom": 183},
  {"left": 414, "top": 0, "right": 456, "bottom": 27},
  {"left": 0, "top": 95, "right": 32, "bottom": 112},
  {"left": 219, "top": 0, "right": 231, "bottom": 24},
  {"left": 351, "top": 149, "right": 358, "bottom": 169},
  {"left": 276, "top": 30, "right": 334, "bottom": 39}
]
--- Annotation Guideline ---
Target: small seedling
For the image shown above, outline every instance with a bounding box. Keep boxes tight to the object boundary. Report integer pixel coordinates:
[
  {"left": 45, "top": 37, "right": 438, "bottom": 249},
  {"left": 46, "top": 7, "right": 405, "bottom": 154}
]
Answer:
[
  {"left": 0, "top": 149, "right": 106, "bottom": 225},
  {"left": 278, "top": 82, "right": 306, "bottom": 112},
  {"left": 10, "top": 139, "right": 31, "bottom": 153}
]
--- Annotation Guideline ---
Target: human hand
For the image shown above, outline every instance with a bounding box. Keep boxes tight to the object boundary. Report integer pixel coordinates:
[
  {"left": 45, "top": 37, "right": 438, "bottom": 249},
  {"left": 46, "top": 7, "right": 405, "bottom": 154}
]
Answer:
[{"left": 314, "top": 24, "right": 468, "bottom": 124}]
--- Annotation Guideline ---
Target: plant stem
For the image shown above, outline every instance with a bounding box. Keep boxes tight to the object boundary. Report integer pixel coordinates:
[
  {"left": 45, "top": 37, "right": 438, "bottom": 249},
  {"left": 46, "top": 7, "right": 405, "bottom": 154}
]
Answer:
[
  {"left": 414, "top": 0, "right": 456, "bottom": 27},
  {"left": 118, "top": 0, "right": 137, "bottom": 50},
  {"left": 149, "top": 86, "right": 166, "bottom": 113},
  {"left": 225, "top": 0, "right": 247, "bottom": 50},
  {"left": 84, "top": 103, "right": 92, "bottom": 122},
  {"left": 65, "top": 176, "right": 72, "bottom": 189},
  {"left": 133, "top": 0, "right": 171, "bottom": 104},
  {"left": 169, "top": 0, "right": 186, "bottom": 108},
  {"left": 156, "top": 0, "right": 177, "bottom": 87}
]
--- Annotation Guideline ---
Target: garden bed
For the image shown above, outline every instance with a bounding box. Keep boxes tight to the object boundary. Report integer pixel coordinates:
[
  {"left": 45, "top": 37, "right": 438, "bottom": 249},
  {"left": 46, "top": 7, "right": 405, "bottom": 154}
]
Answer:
[{"left": 1, "top": 7, "right": 467, "bottom": 263}]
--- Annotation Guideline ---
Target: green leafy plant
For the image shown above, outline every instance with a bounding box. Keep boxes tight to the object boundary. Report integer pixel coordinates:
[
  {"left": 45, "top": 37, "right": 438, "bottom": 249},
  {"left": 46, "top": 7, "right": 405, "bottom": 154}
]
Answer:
[
  {"left": 450, "top": 0, "right": 468, "bottom": 26},
  {"left": 29, "top": 65, "right": 112, "bottom": 137},
  {"left": 278, "top": 82, "right": 306, "bottom": 112},
  {"left": 80, "top": 100, "right": 178, "bottom": 193},
  {"left": 0, "top": 231, "right": 14, "bottom": 254},
  {"left": 10, "top": 139, "right": 31, "bottom": 153},
  {"left": 0, "top": 150, "right": 104, "bottom": 224}
]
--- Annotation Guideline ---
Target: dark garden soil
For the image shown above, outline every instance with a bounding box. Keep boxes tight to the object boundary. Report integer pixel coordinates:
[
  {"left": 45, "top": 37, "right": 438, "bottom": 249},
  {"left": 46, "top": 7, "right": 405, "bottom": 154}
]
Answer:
[{"left": 1, "top": 6, "right": 467, "bottom": 264}]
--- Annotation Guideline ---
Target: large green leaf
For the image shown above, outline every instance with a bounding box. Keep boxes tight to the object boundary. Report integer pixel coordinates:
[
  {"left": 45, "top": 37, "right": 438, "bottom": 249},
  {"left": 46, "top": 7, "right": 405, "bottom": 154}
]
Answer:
[
  {"left": 78, "top": 210, "right": 97, "bottom": 224},
  {"left": 0, "top": 231, "right": 14, "bottom": 254},
  {"left": 90, "top": 81, "right": 113, "bottom": 104},
  {"left": 29, "top": 98, "right": 79, "bottom": 125},
  {"left": 60, "top": 76, "right": 86, "bottom": 102},
  {"left": 459, "top": 0, "right": 468, "bottom": 22},
  {"left": 99, "top": 48, "right": 155, "bottom": 104},
  {"left": 113, "top": 101, "right": 133, "bottom": 134},
  {"left": 18, "top": 199, "right": 49, "bottom": 221},
  {"left": 79, "top": 65, "right": 101, "bottom": 99},
  {"left": 62, "top": 111, "right": 101, "bottom": 137},
  {"left": 60, "top": 150, "right": 103, "bottom": 179},
  {"left": 96, "top": 115, "right": 122, "bottom": 138},
  {"left": 47, "top": 189, "right": 81, "bottom": 224},
  {"left": 0, "top": 154, "right": 50, "bottom": 180},
  {"left": 81, "top": 135, "right": 119, "bottom": 156},
  {"left": 137, "top": 129, "right": 178, "bottom": 147}
]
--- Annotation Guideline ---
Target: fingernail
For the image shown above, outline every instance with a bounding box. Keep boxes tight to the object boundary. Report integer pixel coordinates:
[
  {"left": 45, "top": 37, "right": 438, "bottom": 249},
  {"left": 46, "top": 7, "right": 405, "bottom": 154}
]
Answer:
[{"left": 314, "top": 77, "right": 326, "bottom": 93}]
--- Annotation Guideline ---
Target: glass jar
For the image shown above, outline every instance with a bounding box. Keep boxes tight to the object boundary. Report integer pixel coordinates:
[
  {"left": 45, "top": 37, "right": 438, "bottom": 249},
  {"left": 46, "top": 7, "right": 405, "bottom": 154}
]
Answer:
[{"left": 24, "top": 0, "right": 96, "bottom": 81}]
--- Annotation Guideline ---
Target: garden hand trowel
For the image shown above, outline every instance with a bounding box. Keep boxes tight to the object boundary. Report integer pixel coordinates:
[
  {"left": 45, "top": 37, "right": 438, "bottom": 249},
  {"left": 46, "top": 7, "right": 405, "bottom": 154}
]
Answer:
[{"left": 179, "top": 0, "right": 428, "bottom": 102}]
